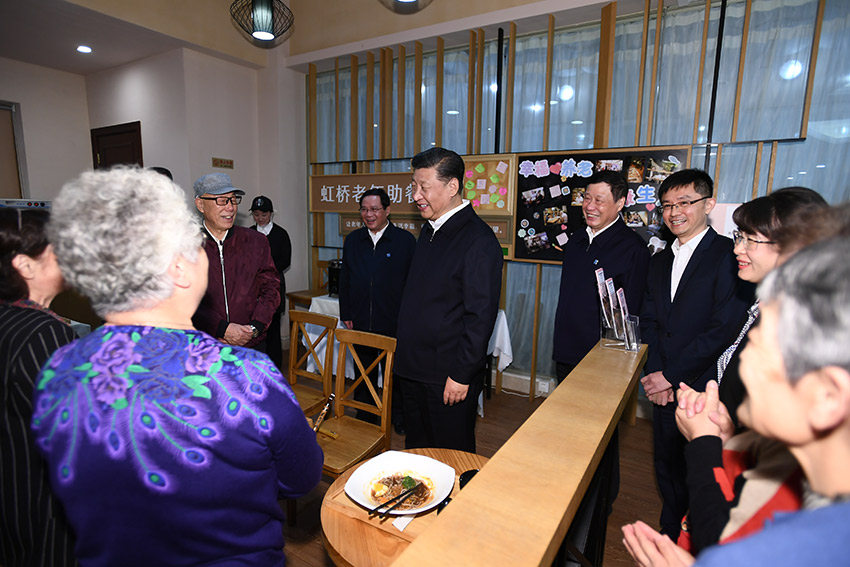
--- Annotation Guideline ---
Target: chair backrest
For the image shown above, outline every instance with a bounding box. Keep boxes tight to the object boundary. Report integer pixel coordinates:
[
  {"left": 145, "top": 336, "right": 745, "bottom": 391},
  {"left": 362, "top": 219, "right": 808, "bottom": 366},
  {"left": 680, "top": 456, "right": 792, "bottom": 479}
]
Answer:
[
  {"left": 288, "top": 309, "right": 338, "bottom": 396},
  {"left": 314, "top": 260, "right": 330, "bottom": 290},
  {"left": 334, "top": 329, "right": 397, "bottom": 431}
]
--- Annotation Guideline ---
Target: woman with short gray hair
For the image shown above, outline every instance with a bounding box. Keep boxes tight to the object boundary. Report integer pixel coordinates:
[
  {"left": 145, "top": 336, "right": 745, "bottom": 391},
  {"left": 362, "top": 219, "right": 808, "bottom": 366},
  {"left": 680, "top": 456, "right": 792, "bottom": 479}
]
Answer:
[{"left": 32, "top": 167, "right": 322, "bottom": 567}]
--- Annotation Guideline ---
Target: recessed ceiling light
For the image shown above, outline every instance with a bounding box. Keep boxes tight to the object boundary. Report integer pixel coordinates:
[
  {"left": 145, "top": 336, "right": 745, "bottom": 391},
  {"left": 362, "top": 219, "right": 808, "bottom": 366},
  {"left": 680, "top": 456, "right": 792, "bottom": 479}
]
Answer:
[
  {"left": 490, "top": 83, "right": 498, "bottom": 93},
  {"left": 530, "top": 104, "right": 543, "bottom": 112},
  {"left": 559, "top": 85, "right": 574, "bottom": 101},
  {"left": 571, "top": 120, "right": 583, "bottom": 125},
  {"left": 779, "top": 59, "right": 803, "bottom": 80},
  {"left": 446, "top": 110, "right": 460, "bottom": 115},
  {"left": 816, "top": 164, "right": 826, "bottom": 168},
  {"left": 549, "top": 100, "right": 559, "bottom": 105},
  {"left": 77, "top": 45, "right": 92, "bottom": 54},
  {"left": 798, "top": 171, "right": 807, "bottom": 175}
]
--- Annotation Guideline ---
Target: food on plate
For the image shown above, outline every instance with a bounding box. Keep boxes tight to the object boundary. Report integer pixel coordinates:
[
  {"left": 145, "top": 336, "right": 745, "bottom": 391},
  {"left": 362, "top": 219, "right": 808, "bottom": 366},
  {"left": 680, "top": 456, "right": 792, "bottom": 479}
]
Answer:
[
  {"left": 370, "top": 472, "right": 433, "bottom": 510},
  {"left": 647, "top": 157, "right": 679, "bottom": 182}
]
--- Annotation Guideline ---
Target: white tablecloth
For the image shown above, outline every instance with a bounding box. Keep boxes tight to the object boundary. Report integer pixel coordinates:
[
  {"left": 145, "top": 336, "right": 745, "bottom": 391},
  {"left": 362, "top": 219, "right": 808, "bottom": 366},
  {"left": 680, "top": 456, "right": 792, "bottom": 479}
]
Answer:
[{"left": 305, "top": 295, "right": 513, "bottom": 417}]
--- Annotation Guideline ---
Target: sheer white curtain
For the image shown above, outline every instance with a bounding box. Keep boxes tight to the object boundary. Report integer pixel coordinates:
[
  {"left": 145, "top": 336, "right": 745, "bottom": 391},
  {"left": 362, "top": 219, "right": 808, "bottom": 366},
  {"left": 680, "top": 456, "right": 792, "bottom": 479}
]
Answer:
[
  {"left": 421, "top": 53, "right": 437, "bottom": 150},
  {"left": 338, "top": 67, "right": 352, "bottom": 161},
  {"left": 547, "top": 24, "right": 600, "bottom": 150},
  {"left": 511, "top": 33, "right": 548, "bottom": 152},
  {"left": 772, "top": 0, "right": 850, "bottom": 203},
  {"left": 478, "top": 40, "right": 500, "bottom": 154},
  {"left": 610, "top": 16, "right": 644, "bottom": 148},
  {"left": 441, "top": 48, "right": 469, "bottom": 153},
  {"left": 737, "top": 0, "right": 819, "bottom": 141},
  {"left": 316, "top": 72, "right": 336, "bottom": 162}
]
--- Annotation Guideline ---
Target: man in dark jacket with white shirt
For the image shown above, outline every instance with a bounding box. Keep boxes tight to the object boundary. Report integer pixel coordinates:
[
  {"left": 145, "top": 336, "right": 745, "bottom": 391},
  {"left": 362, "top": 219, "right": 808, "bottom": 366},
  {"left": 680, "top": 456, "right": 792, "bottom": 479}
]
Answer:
[
  {"left": 339, "top": 188, "right": 415, "bottom": 432},
  {"left": 395, "top": 147, "right": 503, "bottom": 452}
]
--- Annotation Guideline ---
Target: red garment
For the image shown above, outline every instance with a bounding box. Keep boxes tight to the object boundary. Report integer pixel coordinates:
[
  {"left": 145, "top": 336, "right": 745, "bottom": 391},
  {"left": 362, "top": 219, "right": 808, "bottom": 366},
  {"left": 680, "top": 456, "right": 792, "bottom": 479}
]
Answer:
[
  {"left": 678, "top": 431, "right": 803, "bottom": 555},
  {"left": 193, "top": 225, "right": 280, "bottom": 349}
]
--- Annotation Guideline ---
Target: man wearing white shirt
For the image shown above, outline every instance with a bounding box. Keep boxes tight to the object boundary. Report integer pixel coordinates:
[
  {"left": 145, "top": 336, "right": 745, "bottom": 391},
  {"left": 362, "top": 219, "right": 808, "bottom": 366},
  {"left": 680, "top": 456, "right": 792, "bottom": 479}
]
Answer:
[
  {"left": 640, "top": 169, "right": 753, "bottom": 540},
  {"left": 552, "top": 170, "right": 650, "bottom": 382},
  {"left": 395, "top": 147, "right": 503, "bottom": 452},
  {"left": 338, "top": 188, "right": 415, "bottom": 431}
]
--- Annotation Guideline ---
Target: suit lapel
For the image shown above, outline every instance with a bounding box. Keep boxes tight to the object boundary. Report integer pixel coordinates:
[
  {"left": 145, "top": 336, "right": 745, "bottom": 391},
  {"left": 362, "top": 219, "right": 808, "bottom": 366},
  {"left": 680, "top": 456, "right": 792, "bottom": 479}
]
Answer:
[{"left": 672, "top": 227, "right": 716, "bottom": 304}]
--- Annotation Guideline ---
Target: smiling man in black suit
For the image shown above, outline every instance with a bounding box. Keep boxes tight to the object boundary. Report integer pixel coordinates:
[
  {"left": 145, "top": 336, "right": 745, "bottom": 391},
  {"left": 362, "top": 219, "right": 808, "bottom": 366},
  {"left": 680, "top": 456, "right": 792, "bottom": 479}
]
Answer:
[{"left": 640, "top": 169, "right": 753, "bottom": 540}]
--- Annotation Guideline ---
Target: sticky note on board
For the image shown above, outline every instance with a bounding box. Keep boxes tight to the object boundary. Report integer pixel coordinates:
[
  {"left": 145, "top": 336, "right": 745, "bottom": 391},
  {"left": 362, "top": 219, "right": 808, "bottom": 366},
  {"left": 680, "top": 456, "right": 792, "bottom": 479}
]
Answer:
[
  {"left": 480, "top": 194, "right": 491, "bottom": 204},
  {"left": 477, "top": 178, "right": 487, "bottom": 189},
  {"left": 465, "top": 180, "right": 475, "bottom": 190},
  {"left": 549, "top": 185, "right": 562, "bottom": 198},
  {"left": 490, "top": 174, "right": 500, "bottom": 183},
  {"left": 467, "top": 190, "right": 477, "bottom": 200},
  {"left": 496, "top": 161, "right": 508, "bottom": 174},
  {"left": 499, "top": 187, "right": 508, "bottom": 196},
  {"left": 489, "top": 185, "right": 497, "bottom": 193},
  {"left": 496, "top": 200, "right": 505, "bottom": 208},
  {"left": 556, "top": 232, "right": 569, "bottom": 246},
  {"left": 475, "top": 163, "right": 486, "bottom": 173},
  {"left": 465, "top": 170, "right": 473, "bottom": 178}
]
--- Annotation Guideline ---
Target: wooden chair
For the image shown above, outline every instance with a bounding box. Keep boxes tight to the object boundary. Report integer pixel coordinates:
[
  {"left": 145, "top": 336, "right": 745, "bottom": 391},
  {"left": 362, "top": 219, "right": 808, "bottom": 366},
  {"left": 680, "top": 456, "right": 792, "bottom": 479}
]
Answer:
[
  {"left": 314, "top": 259, "right": 330, "bottom": 291},
  {"left": 317, "top": 329, "right": 396, "bottom": 479},
  {"left": 287, "top": 310, "right": 337, "bottom": 417}
]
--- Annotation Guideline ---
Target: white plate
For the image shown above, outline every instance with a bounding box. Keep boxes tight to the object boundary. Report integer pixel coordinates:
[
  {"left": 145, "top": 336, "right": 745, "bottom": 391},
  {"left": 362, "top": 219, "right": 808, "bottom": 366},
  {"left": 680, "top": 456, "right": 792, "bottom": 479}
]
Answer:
[{"left": 344, "top": 451, "right": 456, "bottom": 515}]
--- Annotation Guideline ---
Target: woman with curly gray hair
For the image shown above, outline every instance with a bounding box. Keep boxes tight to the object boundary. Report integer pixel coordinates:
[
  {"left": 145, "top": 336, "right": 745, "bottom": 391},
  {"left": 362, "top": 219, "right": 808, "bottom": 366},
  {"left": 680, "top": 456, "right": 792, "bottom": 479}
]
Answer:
[{"left": 32, "top": 167, "right": 323, "bottom": 567}]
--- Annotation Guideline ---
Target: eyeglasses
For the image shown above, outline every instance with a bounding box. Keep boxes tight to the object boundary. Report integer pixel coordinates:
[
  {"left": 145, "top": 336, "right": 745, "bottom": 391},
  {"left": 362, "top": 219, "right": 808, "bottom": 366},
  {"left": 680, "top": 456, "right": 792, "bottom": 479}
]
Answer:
[
  {"left": 359, "top": 207, "right": 384, "bottom": 215},
  {"left": 199, "top": 195, "right": 242, "bottom": 206},
  {"left": 660, "top": 196, "right": 709, "bottom": 214},
  {"left": 732, "top": 230, "right": 776, "bottom": 250}
]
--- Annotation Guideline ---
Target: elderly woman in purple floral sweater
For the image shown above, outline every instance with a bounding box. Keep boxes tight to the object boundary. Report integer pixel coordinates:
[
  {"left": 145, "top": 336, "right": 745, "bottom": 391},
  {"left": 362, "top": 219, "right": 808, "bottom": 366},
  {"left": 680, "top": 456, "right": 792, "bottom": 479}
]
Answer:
[{"left": 31, "top": 167, "right": 322, "bottom": 567}]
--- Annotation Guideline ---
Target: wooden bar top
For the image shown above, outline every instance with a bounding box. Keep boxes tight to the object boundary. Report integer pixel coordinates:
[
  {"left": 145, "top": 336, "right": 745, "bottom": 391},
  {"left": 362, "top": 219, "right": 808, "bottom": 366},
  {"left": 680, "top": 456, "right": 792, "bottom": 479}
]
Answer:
[{"left": 391, "top": 342, "right": 648, "bottom": 567}]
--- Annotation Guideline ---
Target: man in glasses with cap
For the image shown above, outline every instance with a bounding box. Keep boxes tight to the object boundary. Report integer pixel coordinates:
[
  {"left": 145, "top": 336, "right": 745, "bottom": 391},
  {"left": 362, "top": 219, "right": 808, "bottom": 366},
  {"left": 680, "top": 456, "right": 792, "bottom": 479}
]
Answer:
[
  {"left": 192, "top": 173, "right": 280, "bottom": 351},
  {"left": 250, "top": 195, "right": 291, "bottom": 369}
]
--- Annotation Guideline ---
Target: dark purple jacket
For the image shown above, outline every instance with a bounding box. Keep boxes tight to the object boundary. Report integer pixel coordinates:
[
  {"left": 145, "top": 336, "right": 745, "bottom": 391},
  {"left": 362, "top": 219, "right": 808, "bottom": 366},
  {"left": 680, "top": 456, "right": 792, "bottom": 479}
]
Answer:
[{"left": 193, "top": 225, "right": 280, "bottom": 348}]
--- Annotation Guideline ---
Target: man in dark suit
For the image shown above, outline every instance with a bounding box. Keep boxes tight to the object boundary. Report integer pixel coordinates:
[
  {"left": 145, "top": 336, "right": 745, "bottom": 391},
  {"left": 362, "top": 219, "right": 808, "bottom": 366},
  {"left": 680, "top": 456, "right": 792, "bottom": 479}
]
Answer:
[
  {"left": 395, "top": 147, "right": 503, "bottom": 452},
  {"left": 339, "top": 188, "right": 416, "bottom": 433},
  {"left": 640, "top": 169, "right": 752, "bottom": 539},
  {"left": 250, "top": 196, "right": 292, "bottom": 370}
]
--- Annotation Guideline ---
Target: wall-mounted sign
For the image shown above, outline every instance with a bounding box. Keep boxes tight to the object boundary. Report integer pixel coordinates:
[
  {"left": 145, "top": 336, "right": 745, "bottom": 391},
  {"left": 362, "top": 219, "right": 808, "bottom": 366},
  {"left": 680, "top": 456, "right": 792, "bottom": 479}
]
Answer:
[
  {"left": 212, "top": 157, "right": 234, "bottom": 169},
  {"left": 513, "top": 146, "right": 691, "bottom": 263},
  {"left": 310, "top": 154, "right": 517, "bottom": 216}
]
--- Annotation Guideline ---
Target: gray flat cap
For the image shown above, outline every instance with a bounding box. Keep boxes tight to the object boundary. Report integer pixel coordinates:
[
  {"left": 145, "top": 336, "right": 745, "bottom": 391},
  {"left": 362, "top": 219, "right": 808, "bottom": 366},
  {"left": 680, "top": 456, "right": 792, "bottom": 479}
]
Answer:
[{"left": 193, "top": 173, "right": 245, "bottom": 198}]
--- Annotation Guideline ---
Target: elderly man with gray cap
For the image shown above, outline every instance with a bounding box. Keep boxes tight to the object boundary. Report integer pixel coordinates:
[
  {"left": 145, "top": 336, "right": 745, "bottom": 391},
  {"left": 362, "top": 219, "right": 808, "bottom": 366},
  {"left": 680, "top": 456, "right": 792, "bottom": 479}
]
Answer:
[{"left": 192, "top": 173, "right": 280, "bottom": 351}]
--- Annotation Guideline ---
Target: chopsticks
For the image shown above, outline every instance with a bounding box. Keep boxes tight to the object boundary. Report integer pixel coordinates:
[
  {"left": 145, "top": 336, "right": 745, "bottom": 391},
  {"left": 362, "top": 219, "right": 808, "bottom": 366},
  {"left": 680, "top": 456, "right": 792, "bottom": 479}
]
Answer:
[{"left": 368, "top": 482, "right": 422, "bottom": 518}]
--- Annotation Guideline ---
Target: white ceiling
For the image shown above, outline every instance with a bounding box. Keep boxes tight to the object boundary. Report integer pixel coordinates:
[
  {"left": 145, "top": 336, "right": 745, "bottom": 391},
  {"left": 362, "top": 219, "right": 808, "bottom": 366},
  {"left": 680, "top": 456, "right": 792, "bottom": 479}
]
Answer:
[{"left": 0, "top": 0, "right": 189, "bottom": 76}]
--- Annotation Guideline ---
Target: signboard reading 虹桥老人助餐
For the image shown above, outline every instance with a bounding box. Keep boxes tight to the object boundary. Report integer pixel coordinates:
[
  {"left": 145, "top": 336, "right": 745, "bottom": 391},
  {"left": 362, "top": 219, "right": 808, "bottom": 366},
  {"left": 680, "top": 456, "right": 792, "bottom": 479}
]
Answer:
[
  {"left": 512, "top": 146, "right": 691, "bottom": 263},
  {"left": 309, "top": 154, "right": 516, "bottom": 247}
]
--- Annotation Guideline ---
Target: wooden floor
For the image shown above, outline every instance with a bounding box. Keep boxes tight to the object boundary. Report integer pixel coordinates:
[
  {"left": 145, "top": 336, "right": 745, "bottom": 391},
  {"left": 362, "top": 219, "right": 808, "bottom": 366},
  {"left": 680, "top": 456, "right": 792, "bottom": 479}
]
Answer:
[{"left": 280, "top": 386, "right": 661, "bottom": 567}]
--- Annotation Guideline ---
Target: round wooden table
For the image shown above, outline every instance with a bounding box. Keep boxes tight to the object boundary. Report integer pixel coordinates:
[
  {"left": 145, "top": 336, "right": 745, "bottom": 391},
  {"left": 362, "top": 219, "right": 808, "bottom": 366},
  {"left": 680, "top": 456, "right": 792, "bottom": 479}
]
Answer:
[{"left": 320, "top": 448, "right": 488, "bottom": 567}]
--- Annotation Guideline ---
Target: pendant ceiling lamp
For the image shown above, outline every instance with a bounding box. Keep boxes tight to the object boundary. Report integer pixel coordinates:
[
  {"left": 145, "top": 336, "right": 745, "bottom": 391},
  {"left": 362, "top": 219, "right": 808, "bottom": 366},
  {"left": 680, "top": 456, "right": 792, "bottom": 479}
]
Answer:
[
  {"left": 377, "top": 0, "right": 434, "bottom": 15},
  {"left": 230, "top": 0, "right": 294, "bottom": 45}
]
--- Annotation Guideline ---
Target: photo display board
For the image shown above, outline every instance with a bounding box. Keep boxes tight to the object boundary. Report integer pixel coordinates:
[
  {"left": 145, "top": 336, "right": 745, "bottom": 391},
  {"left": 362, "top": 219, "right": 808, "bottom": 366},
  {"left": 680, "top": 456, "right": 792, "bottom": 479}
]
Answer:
[{"left": 512, "top": 146, "right": 690, "bottom": 263}]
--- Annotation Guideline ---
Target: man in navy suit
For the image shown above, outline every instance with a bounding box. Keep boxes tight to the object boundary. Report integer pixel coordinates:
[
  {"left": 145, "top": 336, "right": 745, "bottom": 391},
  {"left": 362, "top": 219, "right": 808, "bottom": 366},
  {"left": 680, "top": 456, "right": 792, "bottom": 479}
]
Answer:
[{"left": 640, "top": 169, "right": 753, "bottom": 539}]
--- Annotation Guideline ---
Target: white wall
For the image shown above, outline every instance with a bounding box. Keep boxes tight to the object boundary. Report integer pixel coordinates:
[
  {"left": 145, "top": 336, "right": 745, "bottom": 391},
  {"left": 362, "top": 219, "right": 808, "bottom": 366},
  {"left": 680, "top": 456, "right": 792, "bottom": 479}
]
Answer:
[
  {"left": 86, "top": 49, "right": 192, "bottom": 193},
  {"left": 0, "top": 57, "right": 91, "bottom": 200},
  {"left": 183, "top": 48, "right": 260, "bottom": 225},
  {"left": 258, "top": 48, "right": 310, "bottom": 331}
]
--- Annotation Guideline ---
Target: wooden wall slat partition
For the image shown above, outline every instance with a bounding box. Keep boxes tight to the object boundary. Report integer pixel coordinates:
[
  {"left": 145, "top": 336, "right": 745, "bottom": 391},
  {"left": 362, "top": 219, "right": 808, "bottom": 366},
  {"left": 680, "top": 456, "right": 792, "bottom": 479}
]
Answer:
[
  {"left": 713, "top": 143, "right": 722, "bottom": 193},
  {"left": 505, "top": 22, "right": 517, "bottom": 152},
  {"left": 366, "top": 52, "right": 375, "bottom": 161},
  {"left": 767, "top": 140, "right": 778, "bottom": 194},
  {"left": 308, "top": 64, "right": 318, "bottom": 164},
  {"left": 414, "top": 41, "right": 423, "bottom": 155},
  {"left": 467, "top": 31, "right": 476, "bottom": 155},
  {"left": 475, "top": 29, "right": 485, "bottom": 155},
  {"left": 730, "top": 0, "right": 753, "bottom": 143},
  {"left": 383, "top": 48, "right": 393, "bottom": 159},
  {"left": 351, "top": 55, "right": 359, "bottom": 162},
  {"left": 595, "top": 2, "right": 617, "bottom": 149},
  {"left": 542, "top": 15, "right": 555, "bottom": 151},
  {"left": 646, "top": 0, "right": 664, "bottom": 146},
  {"left": 753, "top": 141, "right": 763, "bottom": 199},
  {"left": 800, "top": 0, "right": 826, "bottom": 139},
  {"left": 528, "top": 263, "right": 543, "bottom": 401},
  {"left": 692, "top": 0, "right": 712, "bottom": 144},
  {"left": 398, "top": 45, "right": 406, "bottom": 159},
  {"left": 635, "top": 0, "right": 651, "bottom": 147},
  {"left": 334, "top": 58, "right": 340, "bottom": 162},
  {"left": 391, "top": 343, "right": 649, "bottom": 566},
  {"left": 436, "top": 37, "right": 445, "bottom": 148}
]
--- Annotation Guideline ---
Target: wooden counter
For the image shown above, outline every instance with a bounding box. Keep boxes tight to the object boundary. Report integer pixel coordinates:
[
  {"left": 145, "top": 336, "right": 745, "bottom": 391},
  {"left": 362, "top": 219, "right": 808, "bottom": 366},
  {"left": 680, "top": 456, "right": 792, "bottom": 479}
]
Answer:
[{"left": 391, "top": 342, "right": 647, "bottom": 567}]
